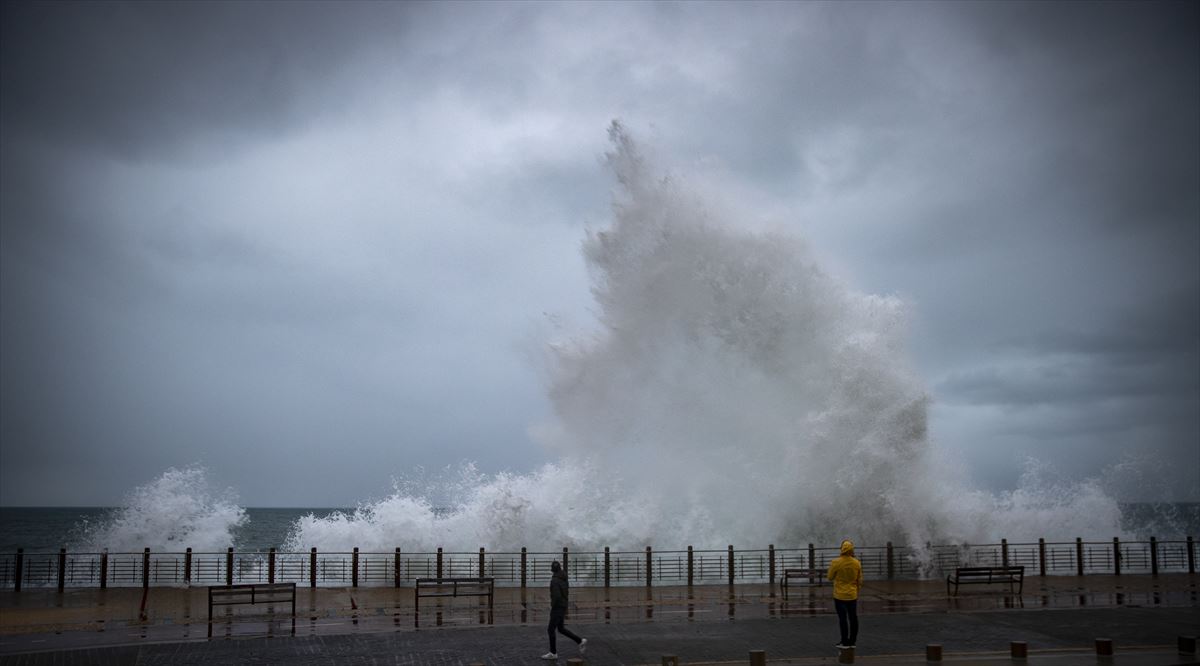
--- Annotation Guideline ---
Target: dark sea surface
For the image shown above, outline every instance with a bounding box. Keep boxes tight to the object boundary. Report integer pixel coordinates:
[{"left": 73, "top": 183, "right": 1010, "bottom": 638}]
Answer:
[{"left": 1, "top": 504, "right": 1197, "bottom": 554}]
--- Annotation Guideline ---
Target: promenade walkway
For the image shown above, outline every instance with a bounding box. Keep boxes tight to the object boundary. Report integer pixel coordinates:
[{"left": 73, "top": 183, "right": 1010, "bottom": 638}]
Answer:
[{"left": 1, "top": 574, "right": 1196, "bottom": 664}]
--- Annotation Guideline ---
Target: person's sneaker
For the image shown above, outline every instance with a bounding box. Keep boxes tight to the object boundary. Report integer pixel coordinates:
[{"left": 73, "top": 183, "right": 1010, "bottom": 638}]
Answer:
[
  {"left": 835, "top": 643, "right": 849, "bottom": 649},
  {"left": 541, "top": 653, "right": 557, "bottom": 660},
  {"left": 579, "top": 638, "right": 588, "bottom": 654}
]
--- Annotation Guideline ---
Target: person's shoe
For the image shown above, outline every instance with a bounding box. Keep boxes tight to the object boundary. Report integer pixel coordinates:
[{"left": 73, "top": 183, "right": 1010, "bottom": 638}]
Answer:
[
  {"left": 835, "top": 643, "right": 849, "bottom": 649},
  {"left": 579, "top": 638, "right": 587, "bottom": 654},
  {"left": 541, "top": 653, "right": 557, "bottom": 660}
]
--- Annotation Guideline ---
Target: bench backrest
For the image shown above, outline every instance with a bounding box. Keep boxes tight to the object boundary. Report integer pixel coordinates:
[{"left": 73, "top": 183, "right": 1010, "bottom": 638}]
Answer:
[
  {"left": 415, "top": 577, "right": 494, "bottom": 595},
  {"left": 955, "top": 566, "right": 1023, "bottom": 578},
  {"left": 209, "top": 582, "right": 296, "bottom": 606}
]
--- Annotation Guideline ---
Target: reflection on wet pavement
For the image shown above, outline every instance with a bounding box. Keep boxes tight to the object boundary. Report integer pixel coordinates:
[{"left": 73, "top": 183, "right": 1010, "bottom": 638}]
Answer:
[{"left": 0, "top": 573, "right": 1196, "bottom": 648}]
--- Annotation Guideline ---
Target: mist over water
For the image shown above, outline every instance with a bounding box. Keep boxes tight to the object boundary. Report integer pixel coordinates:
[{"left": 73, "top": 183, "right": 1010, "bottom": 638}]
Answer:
[{"left": 70, "top": 125, "right": 1150, "bottom": 555}]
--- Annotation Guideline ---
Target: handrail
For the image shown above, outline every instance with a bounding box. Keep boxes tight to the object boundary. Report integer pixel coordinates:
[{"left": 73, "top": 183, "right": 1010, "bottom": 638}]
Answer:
[{"left": 1, "top": 536, "right": 1193, "bottom": 590}]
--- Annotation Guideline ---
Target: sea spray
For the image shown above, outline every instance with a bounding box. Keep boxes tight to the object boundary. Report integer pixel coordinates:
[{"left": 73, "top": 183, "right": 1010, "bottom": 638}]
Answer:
[
  {"left": 939, "top": 458, "right": 1125, "bottom": 543},
  {"left": 74, "top": 466, "right": 246, "bottom": 552},
  {"left": 542, "top": 123, "right": 938, "bottom": 547},
  {"left": 280, "top": 122, "right": 1127, "bottom": 553},
  {"left": 282, "top": 461, "right": 636, "bottom": 553}
]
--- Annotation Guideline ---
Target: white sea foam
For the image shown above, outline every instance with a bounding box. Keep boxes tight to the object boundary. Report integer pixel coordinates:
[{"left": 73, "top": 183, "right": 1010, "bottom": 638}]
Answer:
[
  {"left": 73, "top": 466, "right": 246, "bottom": 552},
  {"left": 280, "top": 123, "right": 1128, "bottom": 553}
]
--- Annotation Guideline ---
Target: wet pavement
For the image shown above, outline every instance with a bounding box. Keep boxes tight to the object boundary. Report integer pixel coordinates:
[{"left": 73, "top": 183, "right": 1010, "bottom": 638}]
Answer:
[{"left": 0, "top": 574, "right": 1197, "bottom": 664}]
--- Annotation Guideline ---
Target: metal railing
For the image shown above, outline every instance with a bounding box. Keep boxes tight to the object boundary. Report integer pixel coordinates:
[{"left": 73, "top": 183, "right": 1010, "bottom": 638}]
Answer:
[{"left": 0, "top": 536, "right": 1194, "bottom": 590}]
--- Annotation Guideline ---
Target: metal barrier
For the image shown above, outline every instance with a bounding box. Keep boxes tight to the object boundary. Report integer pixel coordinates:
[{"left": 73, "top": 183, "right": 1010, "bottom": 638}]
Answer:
[{"left": 0, "top": 537, "right": 1194, "bottom": 590}]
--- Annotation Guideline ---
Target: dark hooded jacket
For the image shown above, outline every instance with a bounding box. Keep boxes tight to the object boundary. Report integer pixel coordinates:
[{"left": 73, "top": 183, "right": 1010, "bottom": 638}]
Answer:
[{"left": 550, "top": 568, "right": 569, "bottom": 610}]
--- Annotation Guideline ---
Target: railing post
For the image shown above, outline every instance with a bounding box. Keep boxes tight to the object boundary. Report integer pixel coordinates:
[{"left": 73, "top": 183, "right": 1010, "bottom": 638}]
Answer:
[
  {"left": 1150, "top": 537, "right": 1158, "bottom": 576},
  {"left": 808, "top": 543, "right": 816, "bottom": 579},
  {"left": 57, "top": 548, "right": 66, "bottom": 592},
  {"left": 1038, "top": 538, "right": 1046, "bottom": 577},
  {"left": 436, "top": 547, "right": 443, "bottom": 578},
  {"left": 1113, "top": 537, "right": 1121, "bottom": 576},
  {"left": 479, "top": 547, "right": 486, "bottom": 578},
  {"left": 310, "top": 547, "right": 317, "bottom": 588},
  {"left": 886, "top": 541, "right": 894, "bottom": 579},
  {"left": 101, "top": 549, "right": 109, "bottom": 589},
  {"left": 269, "top": 547, "right": 276, "bottom": 584},
  {"left": 183, "top": 548, "right": 191, "bottom": 585},
  {"left": 563, "top": 547, "right": 569, "bottom": 576},
  {"left": 1001, "top": 539, "right": 1009, "bottom": 568},
  {"left": 1179, "top": 635, "right": 1197, "bottom": 656},
  {"left": 394, "top": 547, "right": 401, "bottom": 588},
  {"left": 1076, "top": 538, "right": 1084, "bottom": 576},
  {"left": 603, "top": 547, "right": 610, "bottom": 589},
  {"left": 521, "top": 547, "right": 528, "bottom": 589},
  {"left": 646, "top": 546, "right": 652, "bottom": 587},
  {"left": 225, "top": 547, "right": 233, "bottom": 586},
  {"left": 767, "top": 545, "right": 774, "bottom": 586},
  {"left": 13, "top": 549, "right": 22, "bottom": 592},
  {"left": 1188, "top": 536, "right": 1195, "bottom": 574},
  {"left": 145, "top": 548, "right": 153, "bottom": 589},
  {"left": 352, "top": 547, "right": 359, "bottom": 587},
  {"left": 727, "top": 545, "right": 734, "bottom": 585}
]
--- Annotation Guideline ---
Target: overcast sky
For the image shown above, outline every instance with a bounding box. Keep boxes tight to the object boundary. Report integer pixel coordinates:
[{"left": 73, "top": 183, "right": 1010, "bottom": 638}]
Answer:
[{"left": 2, "top": 1, "right": 1196, "bottom": 507}]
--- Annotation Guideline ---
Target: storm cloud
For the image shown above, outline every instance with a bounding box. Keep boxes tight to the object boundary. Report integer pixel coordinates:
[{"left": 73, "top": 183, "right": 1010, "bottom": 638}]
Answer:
[{"left": 2, "top": 1, "right": 1196, "bottom": 505}]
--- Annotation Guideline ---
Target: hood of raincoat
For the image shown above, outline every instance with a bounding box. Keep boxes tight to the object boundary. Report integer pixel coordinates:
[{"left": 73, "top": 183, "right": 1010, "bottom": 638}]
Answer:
[{"left": 840, "top": 540, "right": 854, "bottom": 555}]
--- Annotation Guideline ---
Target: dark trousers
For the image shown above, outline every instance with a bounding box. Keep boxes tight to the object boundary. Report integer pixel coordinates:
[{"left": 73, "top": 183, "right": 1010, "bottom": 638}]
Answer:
[
  {"left": 834, "top": 599, "right": 858, "bottom": 645},
  {"left": 548, "top": 607, "right": 581, "bottom": 653}
]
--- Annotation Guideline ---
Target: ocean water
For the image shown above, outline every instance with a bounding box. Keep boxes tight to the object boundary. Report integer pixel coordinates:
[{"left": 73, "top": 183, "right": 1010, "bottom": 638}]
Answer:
[{"left": 1, "top": 503, "right": 1197, "bottom": 554}]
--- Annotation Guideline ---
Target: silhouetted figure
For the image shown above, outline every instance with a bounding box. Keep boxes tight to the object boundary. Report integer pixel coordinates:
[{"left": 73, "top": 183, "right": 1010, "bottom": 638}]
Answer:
[{"left": 542, "top": 560, "right": 586, "bottom": 659}]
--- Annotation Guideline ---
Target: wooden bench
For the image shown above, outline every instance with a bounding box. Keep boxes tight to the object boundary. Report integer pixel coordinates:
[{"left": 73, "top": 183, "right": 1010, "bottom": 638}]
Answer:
[
  {"left": 208, "top": 582, "right": 296, "bottom": 637},
  {"left": 946, "top": 566, "right": 1024, "bottom": 596},
  {"left": 414, "top": 577, "right": 495, "bottom": 613},
  {"left": 780, "top": 567, "right": 824, "bottom": 597}
]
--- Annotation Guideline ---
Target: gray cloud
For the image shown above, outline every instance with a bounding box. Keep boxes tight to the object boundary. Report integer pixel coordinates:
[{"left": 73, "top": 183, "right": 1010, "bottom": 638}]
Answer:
[
  {"left": 1, "top": 1, "right": 403, "bottom": 161},
  {"left": 2, "top": 1, "right": 1196, "bottom": 505}
]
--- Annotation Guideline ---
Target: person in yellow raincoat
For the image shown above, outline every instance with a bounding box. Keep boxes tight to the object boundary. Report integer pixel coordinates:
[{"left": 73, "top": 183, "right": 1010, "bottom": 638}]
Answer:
[{"left": 826, "top": 539, "right": 862, "bottom": 648}]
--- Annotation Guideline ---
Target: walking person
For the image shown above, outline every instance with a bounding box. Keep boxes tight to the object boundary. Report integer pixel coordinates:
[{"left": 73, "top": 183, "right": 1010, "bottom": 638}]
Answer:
[
  {"left": 542, "top": 560, "right": 586, "bottom": 660},
  {"left": 826, "top": 539, "right": 862, "bottom": 649}
]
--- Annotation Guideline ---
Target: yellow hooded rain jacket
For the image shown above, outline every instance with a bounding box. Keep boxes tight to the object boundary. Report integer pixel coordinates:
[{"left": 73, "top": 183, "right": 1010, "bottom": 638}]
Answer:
[{"left": 826, "top": 540, "right": 863, "bottom": 601}]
